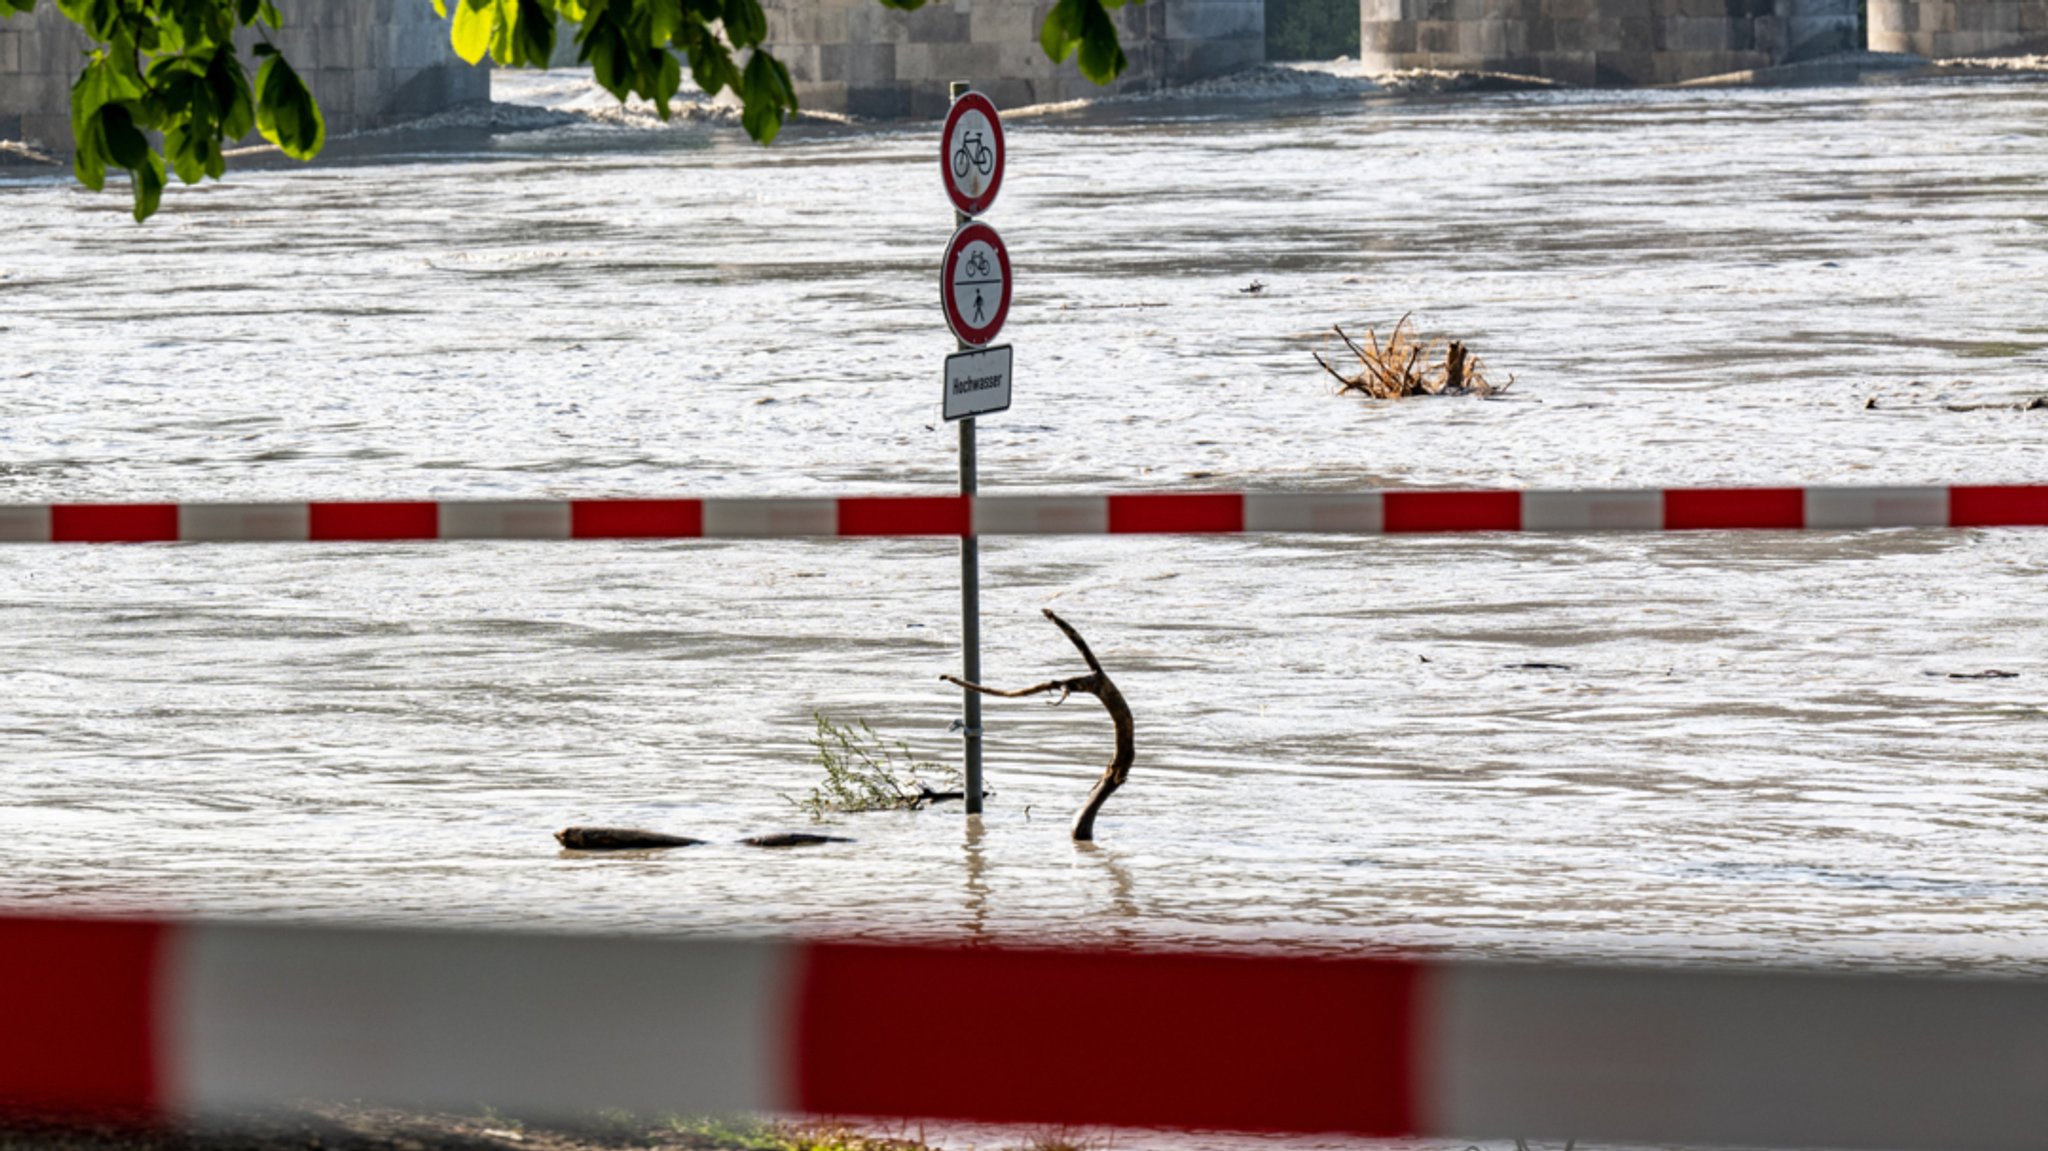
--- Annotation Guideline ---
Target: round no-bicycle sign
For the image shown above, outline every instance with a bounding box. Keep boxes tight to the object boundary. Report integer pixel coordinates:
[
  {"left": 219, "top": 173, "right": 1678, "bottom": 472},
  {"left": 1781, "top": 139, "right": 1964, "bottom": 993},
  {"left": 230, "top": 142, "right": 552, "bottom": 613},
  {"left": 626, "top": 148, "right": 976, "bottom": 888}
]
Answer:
[
  {"left": 942, "top": 221, "right": 1011, "bottom": 348},
  {"left": 941, "top": 91, "right": 1004, "bottom": 216}
]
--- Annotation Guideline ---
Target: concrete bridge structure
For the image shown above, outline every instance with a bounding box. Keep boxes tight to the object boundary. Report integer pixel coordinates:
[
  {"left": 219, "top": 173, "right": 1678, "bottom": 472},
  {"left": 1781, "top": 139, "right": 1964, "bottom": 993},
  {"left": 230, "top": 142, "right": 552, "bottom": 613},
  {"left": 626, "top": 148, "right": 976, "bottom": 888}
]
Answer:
[
  {"left": 1865, "top": 0, "right": 2048, "bottom": 55},
  {"left": 1359, "top": 0, "right": 2047, "bottom": 84},
  {"left": 1360, "top": 0, "right": 1857, "bottom": 85},
  {"left": 3, "top": 0, "right": 2045, "bottom": 153},
  {"left": 762, "top": 0, "right": 1265, "bottom": 118}
]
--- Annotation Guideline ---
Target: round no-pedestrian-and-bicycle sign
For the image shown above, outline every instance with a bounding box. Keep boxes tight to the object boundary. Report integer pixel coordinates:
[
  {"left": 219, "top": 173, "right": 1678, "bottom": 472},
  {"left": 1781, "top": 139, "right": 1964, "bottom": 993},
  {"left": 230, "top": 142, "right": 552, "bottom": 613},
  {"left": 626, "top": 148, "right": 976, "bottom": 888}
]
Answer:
[
  {"left": 941, "top": 220, "right": 1011, "bottom": 348},
  {"left": 941, "top": 91, "right": 1004, "bottom": 216}
]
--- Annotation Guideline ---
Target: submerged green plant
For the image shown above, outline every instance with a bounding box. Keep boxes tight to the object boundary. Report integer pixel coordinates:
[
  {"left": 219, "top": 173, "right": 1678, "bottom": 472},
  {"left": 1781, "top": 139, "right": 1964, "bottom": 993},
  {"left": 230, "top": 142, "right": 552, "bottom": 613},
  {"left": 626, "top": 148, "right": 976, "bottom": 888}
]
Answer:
[
  {"left": 661, "top": 1116, "right": 937, "bottom": 1151},
  {"left": 665, "top": 1115, "right": 789, "bottom": 1151},
  {"left": 790, "top": 713, "right": 958, "bottom": 817}
]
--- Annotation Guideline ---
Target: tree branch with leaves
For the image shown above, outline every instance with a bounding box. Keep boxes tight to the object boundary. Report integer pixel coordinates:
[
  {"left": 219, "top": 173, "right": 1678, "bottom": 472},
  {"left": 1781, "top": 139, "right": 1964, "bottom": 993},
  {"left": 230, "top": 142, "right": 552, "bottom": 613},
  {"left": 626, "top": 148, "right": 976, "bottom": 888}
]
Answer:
[{"left": 0, "top": 0, "right": 1145, "bottom": 222}]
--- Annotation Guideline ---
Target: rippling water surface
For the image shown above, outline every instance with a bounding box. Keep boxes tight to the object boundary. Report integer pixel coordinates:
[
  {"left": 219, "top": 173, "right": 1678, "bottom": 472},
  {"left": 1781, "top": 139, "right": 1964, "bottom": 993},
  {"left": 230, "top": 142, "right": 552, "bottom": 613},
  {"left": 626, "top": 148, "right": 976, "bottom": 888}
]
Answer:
[{"left": 1, "top": 72, "right": 2045, "bottom": 984}]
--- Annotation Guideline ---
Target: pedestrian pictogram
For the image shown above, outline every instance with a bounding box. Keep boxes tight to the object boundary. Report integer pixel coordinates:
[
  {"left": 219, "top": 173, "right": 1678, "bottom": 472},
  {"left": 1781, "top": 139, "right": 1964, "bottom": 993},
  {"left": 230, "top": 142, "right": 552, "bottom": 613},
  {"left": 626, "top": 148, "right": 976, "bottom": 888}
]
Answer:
[
  {"left": 941, "top": 220, "right": 1011, "bottom": 348},
  {"left": 941, "top": 91, "right": 1005, "bottom": 217}
]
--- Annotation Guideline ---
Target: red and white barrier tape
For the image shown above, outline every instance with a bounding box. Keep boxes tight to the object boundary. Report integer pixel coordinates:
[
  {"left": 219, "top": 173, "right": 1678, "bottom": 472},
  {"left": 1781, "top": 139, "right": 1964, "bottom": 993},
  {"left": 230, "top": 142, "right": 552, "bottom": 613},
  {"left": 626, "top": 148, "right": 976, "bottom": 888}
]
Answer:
[
  {"left": 6, "top": 916, "right": 2048, "bottom": 1149},
  {"left": 0, "top": 485, "right": 2043, "bottom": 542}
]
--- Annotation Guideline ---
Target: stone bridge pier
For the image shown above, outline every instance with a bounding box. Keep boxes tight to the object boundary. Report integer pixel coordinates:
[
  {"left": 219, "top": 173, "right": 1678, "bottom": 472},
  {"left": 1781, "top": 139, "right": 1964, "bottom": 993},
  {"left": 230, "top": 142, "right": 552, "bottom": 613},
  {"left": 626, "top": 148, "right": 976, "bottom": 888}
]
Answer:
[
  {"left": 1358, "top": 0, "right": 1859, "bottom": 84},
  {"left": 761, "top": 0, "right": 1266, "bottom": 118},
  {"left": 1360, "top": 0, "right": 2048, "bottom": 83},
  {"left": 1867, "top": 0, "right": 2048, "bottom": 54}
]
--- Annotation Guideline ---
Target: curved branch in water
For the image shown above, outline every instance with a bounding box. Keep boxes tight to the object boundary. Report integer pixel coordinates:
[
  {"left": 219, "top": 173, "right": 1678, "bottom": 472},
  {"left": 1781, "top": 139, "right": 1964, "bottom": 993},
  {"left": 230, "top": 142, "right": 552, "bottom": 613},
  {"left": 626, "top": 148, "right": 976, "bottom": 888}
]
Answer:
[{"left": 942, "top": 608, "right": 1133, "bottom": 842}]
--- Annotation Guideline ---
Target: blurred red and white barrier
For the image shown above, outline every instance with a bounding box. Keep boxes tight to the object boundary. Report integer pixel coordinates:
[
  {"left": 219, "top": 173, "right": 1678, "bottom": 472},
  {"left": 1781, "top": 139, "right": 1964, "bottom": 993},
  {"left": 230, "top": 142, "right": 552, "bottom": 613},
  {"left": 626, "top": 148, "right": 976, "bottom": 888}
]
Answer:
[
  {"left": 6, "top": 915, "right": 2048, "bottom": 1150},
  {"left": 0, "top": 484, "right": 2043, "bottom": 541}
]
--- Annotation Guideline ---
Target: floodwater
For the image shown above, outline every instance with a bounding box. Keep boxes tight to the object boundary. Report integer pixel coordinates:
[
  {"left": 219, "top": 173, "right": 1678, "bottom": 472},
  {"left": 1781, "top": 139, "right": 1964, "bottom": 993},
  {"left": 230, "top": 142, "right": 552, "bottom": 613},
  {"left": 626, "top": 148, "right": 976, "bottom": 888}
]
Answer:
[{"left": 1, "top": 69, "right": 2045, "bottom": 993}]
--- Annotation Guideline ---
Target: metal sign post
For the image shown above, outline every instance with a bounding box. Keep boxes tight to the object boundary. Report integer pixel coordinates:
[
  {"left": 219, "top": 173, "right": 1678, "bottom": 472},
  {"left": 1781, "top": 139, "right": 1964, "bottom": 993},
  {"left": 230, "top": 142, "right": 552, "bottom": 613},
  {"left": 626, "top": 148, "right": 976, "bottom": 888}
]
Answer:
[
  {"left": 958, "top": 380, "right": 982, "bottom": 818},
  {"left": 943, "top": 81, "right": 1008, "bottom": 819}
]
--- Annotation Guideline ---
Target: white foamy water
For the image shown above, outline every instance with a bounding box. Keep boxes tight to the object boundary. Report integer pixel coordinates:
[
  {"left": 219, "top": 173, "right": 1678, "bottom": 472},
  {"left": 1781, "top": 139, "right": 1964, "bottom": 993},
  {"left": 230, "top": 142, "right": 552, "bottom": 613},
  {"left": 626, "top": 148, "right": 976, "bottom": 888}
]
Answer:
[{"left": 0, "top": 70, "right": 2044, "bottom": 990}]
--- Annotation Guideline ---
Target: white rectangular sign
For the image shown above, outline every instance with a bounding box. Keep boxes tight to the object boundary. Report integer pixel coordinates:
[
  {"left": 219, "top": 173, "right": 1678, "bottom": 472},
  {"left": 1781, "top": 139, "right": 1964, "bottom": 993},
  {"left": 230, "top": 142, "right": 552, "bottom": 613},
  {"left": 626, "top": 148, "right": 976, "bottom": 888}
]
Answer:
[{"left": 943, "top": 344, "right": 1012, "bottom": 422}]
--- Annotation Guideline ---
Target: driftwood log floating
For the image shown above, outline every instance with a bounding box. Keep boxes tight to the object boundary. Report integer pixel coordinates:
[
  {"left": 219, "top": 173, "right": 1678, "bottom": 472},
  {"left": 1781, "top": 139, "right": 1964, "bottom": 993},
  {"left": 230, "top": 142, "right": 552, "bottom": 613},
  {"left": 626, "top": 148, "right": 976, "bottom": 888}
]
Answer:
[
  {"left": 555, "top": 828, "right": 854, "bottom": 851},
  {"left": 555, "top": 827, "right": 704, "bottom": 851},
  {"left": 740, "top": 832, "right": 855, "bottom": 847},
  {"left": 943, "top": 608, "right": 1133, "bottom": 842}
]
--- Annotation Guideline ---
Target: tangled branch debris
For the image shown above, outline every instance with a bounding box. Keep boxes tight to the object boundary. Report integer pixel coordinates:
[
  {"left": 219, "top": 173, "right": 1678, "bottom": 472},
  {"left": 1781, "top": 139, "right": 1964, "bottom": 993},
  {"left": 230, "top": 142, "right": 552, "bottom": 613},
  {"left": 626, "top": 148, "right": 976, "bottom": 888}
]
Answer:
[
  {"left": 1316, "top": 314, "right": 1513, "bottom": 398},
  {"left": 789, "top": 713, "right": 962, "bottom": 816}
]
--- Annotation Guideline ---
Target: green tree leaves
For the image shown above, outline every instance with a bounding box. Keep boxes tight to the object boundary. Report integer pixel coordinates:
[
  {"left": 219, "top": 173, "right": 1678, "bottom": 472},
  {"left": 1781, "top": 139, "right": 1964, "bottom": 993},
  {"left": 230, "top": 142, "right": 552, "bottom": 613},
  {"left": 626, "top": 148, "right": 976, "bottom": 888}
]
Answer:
[
  {"left": 8, "top": 0, "right": 1144, "bottom": 221},
  {"left": 37, "top": 0, "right": 295, "bottom": 220},
  {"left": 433, "top": 0, "right": 785, "bottom": 134},
  {"left": 252, "top": 46, "right": 324, "bottom": 160},
  {"left": 739, "top": 49, "right": 795, "bottom": 143},
  {"left": 1040, "top": 0, "right": 1136, "bottom": 83},
  {"left": 722, "top": 0, "right": 767, "bottom": 48},
  {"left": 447, "top": 0, "right": 502, "bottom": 65}
]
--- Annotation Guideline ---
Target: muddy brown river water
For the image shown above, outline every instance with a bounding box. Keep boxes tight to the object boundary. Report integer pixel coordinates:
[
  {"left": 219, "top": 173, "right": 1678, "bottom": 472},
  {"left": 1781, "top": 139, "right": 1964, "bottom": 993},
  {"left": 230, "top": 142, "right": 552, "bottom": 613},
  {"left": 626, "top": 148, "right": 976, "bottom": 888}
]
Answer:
[{"left": 0, "top": 70, "right": 2044, "bottom": 1001}]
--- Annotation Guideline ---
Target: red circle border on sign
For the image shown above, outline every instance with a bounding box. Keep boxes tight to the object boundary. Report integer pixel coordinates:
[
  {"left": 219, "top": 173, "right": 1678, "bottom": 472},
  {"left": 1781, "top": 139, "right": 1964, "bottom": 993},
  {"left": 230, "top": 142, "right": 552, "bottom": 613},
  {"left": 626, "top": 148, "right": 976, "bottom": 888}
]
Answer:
[
  {"left": 940, "top": 91, "right": 1005, "bottom": 217},
  {"left": 941, "top": 221, "right": 1012, "bottom": 348}
]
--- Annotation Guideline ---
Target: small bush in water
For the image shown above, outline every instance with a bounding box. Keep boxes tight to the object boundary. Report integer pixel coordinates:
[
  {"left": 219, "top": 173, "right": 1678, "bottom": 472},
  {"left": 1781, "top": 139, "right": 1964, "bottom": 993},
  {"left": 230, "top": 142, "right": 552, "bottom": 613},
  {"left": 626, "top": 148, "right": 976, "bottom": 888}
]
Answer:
[{"left": 790, "top": 714, "right": 959, "bottom": 816}]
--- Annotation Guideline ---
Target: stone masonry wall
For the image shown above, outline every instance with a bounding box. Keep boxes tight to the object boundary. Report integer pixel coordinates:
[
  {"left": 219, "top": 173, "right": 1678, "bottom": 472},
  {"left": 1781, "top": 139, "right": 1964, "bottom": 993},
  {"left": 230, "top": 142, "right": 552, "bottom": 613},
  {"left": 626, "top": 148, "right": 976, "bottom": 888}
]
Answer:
[
  {"left": 1868, "top": 0, "right": 2048, "bottom": 56},
  {"left": 1359, "top": 0, "right": 1858, "bottom": 84},
  {"left": 762, "top": 0, "right": 1265, "bottom": 120},
  {"left": 0, "top": 0, "right": 486, "bottom": 151},
  {"left": 0, "top": 6, "right": 96, "bottom": 148}
]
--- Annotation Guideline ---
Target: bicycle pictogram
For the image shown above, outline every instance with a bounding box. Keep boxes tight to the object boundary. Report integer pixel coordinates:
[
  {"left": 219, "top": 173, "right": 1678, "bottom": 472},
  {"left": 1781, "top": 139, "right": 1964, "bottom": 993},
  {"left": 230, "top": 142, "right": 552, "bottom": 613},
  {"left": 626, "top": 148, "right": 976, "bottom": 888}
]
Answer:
[
  {"left": 940, "top": 93, "right": 1004, "bottom": 216},
  {"left": 952, "top": 130, "right": 994, "bottom": 180},
  {"left": 965, "top": 249, "right": 991, "bottom": 278}
]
